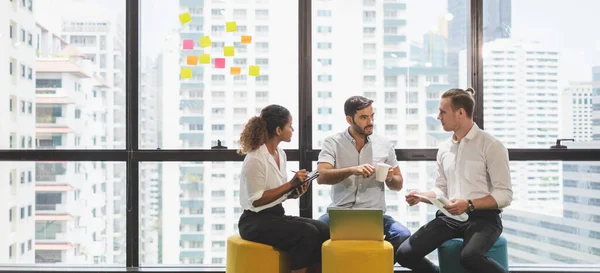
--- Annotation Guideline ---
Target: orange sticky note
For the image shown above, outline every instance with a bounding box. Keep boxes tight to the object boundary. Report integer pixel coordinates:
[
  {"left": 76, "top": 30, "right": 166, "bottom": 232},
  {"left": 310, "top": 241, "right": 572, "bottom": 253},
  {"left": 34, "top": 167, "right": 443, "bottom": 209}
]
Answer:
[
  {"left": 199, "top": 36, "right": 212, "bottom": 48},
  {"left": 186, "top": 56, "right": 198, "bottom": 65},
  {"left": 241, "top": 35, "right": 252, "bottom": 44},
  {"left": 179, "top": 12, "right": 192, "bottom": 25},
  {"left": 230, "top": 66, "right": 241, "bottom": 75},
  {"left": 224, "top": 46, "right": 234, "bottom": 57},
  {"left": 180, "top": 68, "right": 192, "bottom": 79},
  {"left": 200, "top": 54, "right": 211, "bottom": 64},
  {"left": 226, "top": 21, "right": 237, "bottom": 32},
  {"left": 249, "top": 65, "right": 260, "bottom": 76}
]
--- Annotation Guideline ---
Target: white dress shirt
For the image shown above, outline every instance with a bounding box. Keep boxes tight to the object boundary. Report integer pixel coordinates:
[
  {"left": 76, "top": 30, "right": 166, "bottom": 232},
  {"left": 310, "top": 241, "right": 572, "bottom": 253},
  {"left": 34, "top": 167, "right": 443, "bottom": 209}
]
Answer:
[
  {"left": 434, "top": 123, "right": 513, "bottom": 209},
  {"left": 239, "top": 144, "right": 289, "bottom": 212}
]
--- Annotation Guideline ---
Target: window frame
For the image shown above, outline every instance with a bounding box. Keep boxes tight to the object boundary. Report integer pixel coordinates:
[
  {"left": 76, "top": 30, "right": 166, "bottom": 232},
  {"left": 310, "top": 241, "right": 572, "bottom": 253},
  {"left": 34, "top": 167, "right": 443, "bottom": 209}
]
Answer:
[{"left": 0, "top": 0, "right": 598, "bottom": 272}]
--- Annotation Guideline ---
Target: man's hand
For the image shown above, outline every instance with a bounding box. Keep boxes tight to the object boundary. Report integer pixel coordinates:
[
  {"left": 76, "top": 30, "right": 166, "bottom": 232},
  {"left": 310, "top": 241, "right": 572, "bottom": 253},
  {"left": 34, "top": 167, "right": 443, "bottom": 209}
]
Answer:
[
  {"left": 444, "top": 199, "right": 469, "bottom": 215},
  {"left": 405, "top": 190, "right": 423, "bottom": 206},
  {"left": 385, "top": 168, "right": 394, "bottom": 182},
  {"left": 352, "top": 164, "right": 375, "bottom": 178}
]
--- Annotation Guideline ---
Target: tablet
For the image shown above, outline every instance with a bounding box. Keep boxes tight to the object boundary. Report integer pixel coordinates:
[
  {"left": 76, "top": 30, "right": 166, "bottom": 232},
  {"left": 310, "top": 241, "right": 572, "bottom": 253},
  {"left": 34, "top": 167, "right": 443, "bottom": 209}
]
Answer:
[{"left": 286, "top": 170, "right": 319, "bottom": 194}]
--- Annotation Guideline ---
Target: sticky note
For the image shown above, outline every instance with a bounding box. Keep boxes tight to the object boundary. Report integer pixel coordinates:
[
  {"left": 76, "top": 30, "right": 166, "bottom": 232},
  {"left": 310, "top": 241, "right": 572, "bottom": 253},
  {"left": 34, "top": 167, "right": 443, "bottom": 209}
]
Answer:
[
  {"left": 224, "top": 46, "right": 234, "bottom": 57},
  {"left": 200, "top": 54, "right": 211, "bottom": 64},
  {"left": 226, "top": 21, "right": 237, "bottom": 32},
  {"left": 199, "top": 36, "right": 212, "bottom": 48},
  {"left": 249, "top": 65, "right": 260, "bottom": 76},
  {"left": 186, "top": 56, "right": 198, "bottom": 65},
  {"left": 214, "top": 58, "right": 225, "bottom": 69},
  {"left": 183, "top": 40, "right": 194, "bottom": 49},
  {"left": 230, "top": 66, "right": 241, "bottom": 75},
  {"left": 181, "top": 68, "right": 192, "bottom": 79},
  {"left": 241, "top": 35, "right": 252, "bottom": 44},
  {"left": 179, "top": 12, "right": 192, "bottom": 25}
]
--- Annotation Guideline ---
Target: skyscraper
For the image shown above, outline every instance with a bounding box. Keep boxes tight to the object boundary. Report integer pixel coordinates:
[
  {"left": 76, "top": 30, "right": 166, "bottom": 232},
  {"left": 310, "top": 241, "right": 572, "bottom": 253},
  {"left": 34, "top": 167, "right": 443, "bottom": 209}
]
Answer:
[
  {"left": 562, "top": 82, "right": 593, "bottom": 142},
  {"left": 1, "top": 0, "right": 38, "bottom": 264},
  {"left": 447, "top": 0, "right": 511, "bottom": 85}
]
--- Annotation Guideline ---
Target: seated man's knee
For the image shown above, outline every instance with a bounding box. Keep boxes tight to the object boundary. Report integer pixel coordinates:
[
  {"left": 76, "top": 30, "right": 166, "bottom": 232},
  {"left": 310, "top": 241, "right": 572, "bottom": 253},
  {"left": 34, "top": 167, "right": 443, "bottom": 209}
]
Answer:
[
  {"left": 459, "top": 249, "right": 484, "bottom": 267},
  {"left": 317, "top": 213, "right": 329, "bottom": 224}
]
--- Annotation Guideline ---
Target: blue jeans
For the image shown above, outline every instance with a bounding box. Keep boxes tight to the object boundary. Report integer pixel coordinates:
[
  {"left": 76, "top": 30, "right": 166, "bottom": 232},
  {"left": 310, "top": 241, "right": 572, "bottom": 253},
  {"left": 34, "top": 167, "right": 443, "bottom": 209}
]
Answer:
[{"left": 318, "top": 213, "right": 410, "bottom": 264}]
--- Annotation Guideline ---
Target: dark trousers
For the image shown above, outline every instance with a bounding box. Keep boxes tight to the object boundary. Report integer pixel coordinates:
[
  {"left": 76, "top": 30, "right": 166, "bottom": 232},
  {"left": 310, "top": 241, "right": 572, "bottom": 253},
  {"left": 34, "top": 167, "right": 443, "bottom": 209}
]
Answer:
[
  {"left": 395, "top": 210, "right": 505, "bottom": 273},
  {"left": 318, "top": 213, "right": 411, "bottom": 264},
  {"left": 238, "top": 204, "right": 330, "bottom": 270}
]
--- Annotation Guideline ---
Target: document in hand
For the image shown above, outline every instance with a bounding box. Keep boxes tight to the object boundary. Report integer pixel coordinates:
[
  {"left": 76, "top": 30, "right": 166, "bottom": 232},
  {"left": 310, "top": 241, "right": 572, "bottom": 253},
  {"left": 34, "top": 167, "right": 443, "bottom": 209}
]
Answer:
[{"left": 414, "top": 191, "right": 469, "bottom": 222}]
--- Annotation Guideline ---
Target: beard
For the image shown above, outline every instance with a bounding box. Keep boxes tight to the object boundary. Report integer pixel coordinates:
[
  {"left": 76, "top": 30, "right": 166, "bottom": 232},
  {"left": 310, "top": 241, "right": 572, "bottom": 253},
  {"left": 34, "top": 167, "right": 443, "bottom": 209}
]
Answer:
[{"left": 351, "top": 121, "right": 373, "bottom": 137}]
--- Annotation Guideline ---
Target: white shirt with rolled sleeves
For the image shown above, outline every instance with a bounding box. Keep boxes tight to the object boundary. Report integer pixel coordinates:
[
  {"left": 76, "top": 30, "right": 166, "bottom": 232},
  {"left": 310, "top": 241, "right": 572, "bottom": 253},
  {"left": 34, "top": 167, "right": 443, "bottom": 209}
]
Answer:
[
  {"left": 318, "top": 129, "right": 399, "bottom": 212},
  {"left": 239, "top": 144, "right": 289, "bottom": 212},
  {"left": 434, "top": 123, "right": 513, "bottom": 209}
]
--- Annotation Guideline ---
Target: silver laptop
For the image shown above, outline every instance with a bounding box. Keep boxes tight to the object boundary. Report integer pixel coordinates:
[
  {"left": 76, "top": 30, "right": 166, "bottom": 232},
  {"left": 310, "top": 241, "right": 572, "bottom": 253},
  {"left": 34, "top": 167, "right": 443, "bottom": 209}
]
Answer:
[{"left": 328, "top": 208, "right": 384, "bottom": 241}]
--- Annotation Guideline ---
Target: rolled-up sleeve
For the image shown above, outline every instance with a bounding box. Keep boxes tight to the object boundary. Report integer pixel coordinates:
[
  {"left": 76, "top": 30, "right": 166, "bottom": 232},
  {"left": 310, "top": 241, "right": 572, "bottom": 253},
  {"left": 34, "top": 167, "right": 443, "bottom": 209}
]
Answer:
[
  {"left": 318, "top": 137, "right": 336, "bottom": 166},
  {"left": 434, "top": 151, "right": 448, "bottom": 197},
  {"left": 386, "top": 141, "right": 399, "bottom": 168},
  {"left": 486, "top": 140, "right": 513, "bottom": 208},
  {"left": 243, "top": 157, "right": 267, "bottom": 205}
]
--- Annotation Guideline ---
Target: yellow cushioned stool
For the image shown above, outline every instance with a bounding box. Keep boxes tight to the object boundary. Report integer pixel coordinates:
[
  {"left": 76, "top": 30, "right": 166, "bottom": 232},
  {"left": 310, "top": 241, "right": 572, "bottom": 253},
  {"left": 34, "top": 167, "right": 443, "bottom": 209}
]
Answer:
[
  {"left": 322, "top": 239, "right": 394, "bottom": 273},
  {"left": 226, "top": 234, "right": 291, "bottom": 273}
]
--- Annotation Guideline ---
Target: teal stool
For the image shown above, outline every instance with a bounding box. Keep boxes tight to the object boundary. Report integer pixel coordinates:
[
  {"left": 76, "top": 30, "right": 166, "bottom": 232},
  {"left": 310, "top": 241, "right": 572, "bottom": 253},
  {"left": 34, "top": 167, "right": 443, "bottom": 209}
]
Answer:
[{"left": 438, "top": 236, "right": 508, "bottom": 273}]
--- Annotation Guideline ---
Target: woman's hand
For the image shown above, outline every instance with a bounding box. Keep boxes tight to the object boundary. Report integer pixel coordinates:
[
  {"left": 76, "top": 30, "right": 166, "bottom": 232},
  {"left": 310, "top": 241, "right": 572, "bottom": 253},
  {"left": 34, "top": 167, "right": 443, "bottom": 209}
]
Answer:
[
  {"left": 290, "top": 169, "right": 308, "bottom": 187},
  {"left": 288, "top": 181, "right": 311, "bottom": 199}
]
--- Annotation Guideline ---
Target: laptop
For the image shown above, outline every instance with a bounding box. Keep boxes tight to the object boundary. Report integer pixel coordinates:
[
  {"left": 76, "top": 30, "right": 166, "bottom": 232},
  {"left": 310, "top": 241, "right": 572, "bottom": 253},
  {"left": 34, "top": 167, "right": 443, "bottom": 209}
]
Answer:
[{"left": 328, "top": 208, "right": 384, "bottom": 241}]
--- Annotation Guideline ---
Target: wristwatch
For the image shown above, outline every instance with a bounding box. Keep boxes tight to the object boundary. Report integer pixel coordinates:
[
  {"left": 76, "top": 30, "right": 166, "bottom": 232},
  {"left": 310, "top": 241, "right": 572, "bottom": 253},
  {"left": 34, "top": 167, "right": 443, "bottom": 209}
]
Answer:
[{"left": 467, "top": 199, "right": 475, "bottom": 211}]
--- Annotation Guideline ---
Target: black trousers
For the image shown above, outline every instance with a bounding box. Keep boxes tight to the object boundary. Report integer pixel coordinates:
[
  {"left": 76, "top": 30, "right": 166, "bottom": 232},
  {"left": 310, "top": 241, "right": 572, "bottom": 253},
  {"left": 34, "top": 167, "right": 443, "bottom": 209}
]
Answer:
[
  {"left": 238, "top": 204, "right": 330, "bottom": 270},
  {"left": 396, "top": 210, "right": 505, "bottom": 273}
]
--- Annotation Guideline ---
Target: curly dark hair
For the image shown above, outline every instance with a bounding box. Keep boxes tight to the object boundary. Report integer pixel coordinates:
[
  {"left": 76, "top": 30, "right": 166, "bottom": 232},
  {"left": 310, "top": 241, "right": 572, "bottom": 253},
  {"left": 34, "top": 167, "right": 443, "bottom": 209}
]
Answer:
[{"left": 237, "top": 104, "right": 291, "bottom": 154}]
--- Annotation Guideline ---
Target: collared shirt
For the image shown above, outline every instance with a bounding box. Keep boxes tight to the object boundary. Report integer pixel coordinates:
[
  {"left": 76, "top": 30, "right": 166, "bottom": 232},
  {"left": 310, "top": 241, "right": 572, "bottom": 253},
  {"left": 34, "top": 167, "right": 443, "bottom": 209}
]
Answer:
[
  {"left": 434, "top": 123, "right": 513, "bottom": 209},
  {"left": 318, "top": 128, "right": 399, "bottom": 212},
  {"left": 239, "top": 144, "right": 289, "bottom": 212}
]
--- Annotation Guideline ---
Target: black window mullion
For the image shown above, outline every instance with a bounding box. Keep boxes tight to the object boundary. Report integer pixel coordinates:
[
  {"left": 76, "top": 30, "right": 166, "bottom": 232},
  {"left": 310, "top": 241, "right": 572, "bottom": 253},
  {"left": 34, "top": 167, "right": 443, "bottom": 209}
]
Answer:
[
  {"left": 298, "top": 0, "right": 313, "bottom": 219},
  {"left": 125, "top": 0, "right": 140, "bottom": 267},
  {"left": 468, "top": 0, "right": 484, "bottom": 129}
]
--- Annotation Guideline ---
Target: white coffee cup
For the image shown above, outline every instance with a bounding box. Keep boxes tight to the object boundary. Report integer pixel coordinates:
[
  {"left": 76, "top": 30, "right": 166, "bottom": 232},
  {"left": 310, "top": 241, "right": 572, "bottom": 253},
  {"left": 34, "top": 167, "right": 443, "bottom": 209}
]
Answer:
[{"left": 375, "top": 163, "right": 391, "bottom": 182}]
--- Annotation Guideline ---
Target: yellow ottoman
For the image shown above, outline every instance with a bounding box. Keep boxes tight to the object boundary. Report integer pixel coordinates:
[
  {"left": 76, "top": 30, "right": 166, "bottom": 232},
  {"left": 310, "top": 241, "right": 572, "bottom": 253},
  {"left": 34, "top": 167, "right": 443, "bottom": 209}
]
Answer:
[
  {"left": 322, "top": 239, "right": 394, "bottom": 273},
  {"left": 226, "top": 234, "right": 291, "bottom": 273}
]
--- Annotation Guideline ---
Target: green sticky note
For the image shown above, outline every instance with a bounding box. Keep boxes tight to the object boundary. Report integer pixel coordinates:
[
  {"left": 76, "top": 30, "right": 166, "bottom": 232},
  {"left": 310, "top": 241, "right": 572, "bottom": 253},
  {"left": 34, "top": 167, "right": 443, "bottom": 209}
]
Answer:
[
  {"left": 181, "top": 67, "right": 192, "bottom": 79},
  {"left": 199, "top": 36, "right": 212, "bottom": 48},
  {"left": 226, "top": 21, "right": 237, "bottom": 32},
  {"left": 224, "top": 46, "right": 234, "bottom": 57},
  {"left": 249, "top": 65, "right": 260, "bottom": 76},
  {"left": 179, "top": 12, "right": 192, "bottom": 25},
  {"left": 200, "top": 54, "right": 211, "bottom": 64}
]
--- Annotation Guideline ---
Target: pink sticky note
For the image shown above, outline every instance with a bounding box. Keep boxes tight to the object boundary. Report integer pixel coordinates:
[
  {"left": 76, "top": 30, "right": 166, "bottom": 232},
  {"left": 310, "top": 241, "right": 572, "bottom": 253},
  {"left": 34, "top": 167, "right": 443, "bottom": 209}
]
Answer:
[
  {"left": 183, "top": 40, "right": 194, "bottom": 49},
  {"left": 214, "top": 58, "right": 225, "bottom": 69}
]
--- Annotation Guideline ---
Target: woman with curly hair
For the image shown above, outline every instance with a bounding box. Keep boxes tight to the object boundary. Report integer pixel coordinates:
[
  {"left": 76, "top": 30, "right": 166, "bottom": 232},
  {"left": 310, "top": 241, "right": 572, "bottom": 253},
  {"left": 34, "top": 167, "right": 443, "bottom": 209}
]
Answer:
[{"left": 237, "top": 104, "right": 329, "bottom": 273}]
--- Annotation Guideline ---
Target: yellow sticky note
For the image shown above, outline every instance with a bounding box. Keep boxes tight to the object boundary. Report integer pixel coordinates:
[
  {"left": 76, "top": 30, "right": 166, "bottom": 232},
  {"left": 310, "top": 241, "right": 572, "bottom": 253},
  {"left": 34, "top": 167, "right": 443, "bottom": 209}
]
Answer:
[
  {"left": 199, "top": 36, "right": 212, "bottom": 48},
  {"left": 224, "top": 46, "right": 234, "bottom": 57},
  {"left": 181, "top": 68, "right": 192, "bottom": 79},
  {"left": 226, "top": 21, "right": 237, "bottom": 32},
  {"left": 200, "top": 54, "right": 211, "bottom": 64},
  {"left": 230, "top": 66, "right": 241, "bottom": 75},
  {"left": 249, "top": 65, "right": 260, "bottom": 76},
  {"left": 179, "top": 12, "right": 192, "bottom": 25},
  {"left": 186, "top": 55, "right": 198, "bottom": 65},
  {"left": 241, "top": 35, "right": 252, "bottom": 44}
]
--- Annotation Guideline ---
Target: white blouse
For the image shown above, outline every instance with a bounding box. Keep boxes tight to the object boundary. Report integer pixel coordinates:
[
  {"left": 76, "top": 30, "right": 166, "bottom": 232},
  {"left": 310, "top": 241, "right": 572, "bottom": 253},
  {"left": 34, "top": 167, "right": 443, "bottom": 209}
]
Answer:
[{"left": 239, "top": 144, "right": 289, "bottom": 212}]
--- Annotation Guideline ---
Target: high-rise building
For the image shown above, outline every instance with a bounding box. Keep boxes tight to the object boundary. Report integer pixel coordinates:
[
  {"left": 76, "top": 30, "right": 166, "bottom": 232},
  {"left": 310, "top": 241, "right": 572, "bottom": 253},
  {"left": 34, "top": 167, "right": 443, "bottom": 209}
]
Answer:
[
  {"left": 0, "top": 0, "right": 38, "bottom": 264},
  {"left": 461, "top": 38, "right": 563, "bottom": 215},
  {"left": 447, "top": 0, "right": 511, "bottom": 85},
  {"left": 592, "top": 66, "right": 600, "bottom": 141},
  {"left": 562, "top": 82, "right": 593, "bottom": 142}
]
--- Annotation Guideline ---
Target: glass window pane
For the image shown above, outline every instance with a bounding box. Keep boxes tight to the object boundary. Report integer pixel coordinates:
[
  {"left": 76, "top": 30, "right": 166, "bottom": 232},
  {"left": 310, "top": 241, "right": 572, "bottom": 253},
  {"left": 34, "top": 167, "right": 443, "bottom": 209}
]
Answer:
[
  {"left": 0, "top": 161, "right": 126, "bottom": 265},
  {"left": 140, "top": 0, "right": 299, "bottom": 150},
  {"left": 1, "top": 1, "right": 126, "bottom": 150},
  {"left": 312, "top": 0, "right": 466, "bottom": 148},
  {"left": 140, "top": 161, "right": 300, "bottom": 266},
  {"left": 482, "top": 1, "right": 600, "bottom": 148},
  {"left": 313, "top": 160, "right": 600, "bottom": 265}
]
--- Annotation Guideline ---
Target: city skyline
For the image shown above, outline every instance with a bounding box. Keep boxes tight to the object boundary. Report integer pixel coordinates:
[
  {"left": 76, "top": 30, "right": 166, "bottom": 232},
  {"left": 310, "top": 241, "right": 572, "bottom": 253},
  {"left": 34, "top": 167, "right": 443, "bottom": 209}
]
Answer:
[{"left": 1, "top": 0, "right": 599, "bottom": 268}]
